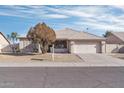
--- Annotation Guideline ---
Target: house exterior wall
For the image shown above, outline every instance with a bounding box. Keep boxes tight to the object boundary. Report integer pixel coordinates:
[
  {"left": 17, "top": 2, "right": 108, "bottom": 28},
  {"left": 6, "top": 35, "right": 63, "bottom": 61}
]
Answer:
[
  {"left": 105, "top": 44, "right": 124, "bottom": 53},
  {"left": 101, "top": 41, "right": 106, "bottom": 53},
  {"left": 105, "top": 33, "right": 124, "bottom": 53},
  {"left": 69, "top": 41, "right": 75, "bottom": 53},
  {"left": 0, "top": 34, "right": 10, "bottom": 53},
  {"left": 106, "top": 34, "right": 123, "bottom": 44},
  {"left": 19, "top": 39, "right": 104, "bottom": 54},
  {"left": 19, "top": 39, "right": 69, "bottom": 53},
  {"left": 19, "top": 39, "right": 34, "bottom": 53}
]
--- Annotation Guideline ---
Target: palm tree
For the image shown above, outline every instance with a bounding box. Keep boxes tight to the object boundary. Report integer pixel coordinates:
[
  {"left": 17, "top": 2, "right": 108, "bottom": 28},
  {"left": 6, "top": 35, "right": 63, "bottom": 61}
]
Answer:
[
  {"left": 7, "top": 32, "right": 19, "bottom": 53},
  {"left": 7, "top": 32, "right": 19, "bottom": 43},
  {"left": 103, "top": 31, "right": 111, "bottom": 37},
  {"left": 27, "top": 22, "right": 56, "bottom": 54},
  {"left": 11, "top": 32, "right": 18, "bottom": 43}
]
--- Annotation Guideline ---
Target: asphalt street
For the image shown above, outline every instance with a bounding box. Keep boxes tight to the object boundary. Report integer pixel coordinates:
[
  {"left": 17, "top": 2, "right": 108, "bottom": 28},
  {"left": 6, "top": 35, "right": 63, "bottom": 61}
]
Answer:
[{"left": 0, "top": 67, "right": 124, "bottom": 88}]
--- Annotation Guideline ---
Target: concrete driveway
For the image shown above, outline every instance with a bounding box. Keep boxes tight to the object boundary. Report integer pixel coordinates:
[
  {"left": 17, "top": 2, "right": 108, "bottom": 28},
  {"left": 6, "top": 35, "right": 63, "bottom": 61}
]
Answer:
[
  {"left": 0, "top": 67, "right": 124, "bottom": 88},
  {"left": 76, "top": 54, "right": 124, "bottom": 66}
]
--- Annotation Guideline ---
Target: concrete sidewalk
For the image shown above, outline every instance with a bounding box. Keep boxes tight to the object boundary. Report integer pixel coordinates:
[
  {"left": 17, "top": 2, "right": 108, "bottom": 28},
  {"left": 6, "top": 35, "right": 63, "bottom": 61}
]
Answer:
[{"left": 0, "top": 54, "right": 123, "bottom": 67}]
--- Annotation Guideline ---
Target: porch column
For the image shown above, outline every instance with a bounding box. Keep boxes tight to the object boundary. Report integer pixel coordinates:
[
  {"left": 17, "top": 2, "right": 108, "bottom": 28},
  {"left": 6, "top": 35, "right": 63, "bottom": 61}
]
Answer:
[
  {"left": 70, "top": 41, "right": 75, "bottom": 53},
  {"left": 101, "top": 41, "right": 106, "bottom": 53}
]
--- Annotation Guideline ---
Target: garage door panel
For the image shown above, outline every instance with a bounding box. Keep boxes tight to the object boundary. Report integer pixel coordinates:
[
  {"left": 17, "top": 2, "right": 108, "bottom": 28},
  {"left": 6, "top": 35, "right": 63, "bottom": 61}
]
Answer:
[{"left": 71, "top": 41, "right": 101, "bottom": 53}]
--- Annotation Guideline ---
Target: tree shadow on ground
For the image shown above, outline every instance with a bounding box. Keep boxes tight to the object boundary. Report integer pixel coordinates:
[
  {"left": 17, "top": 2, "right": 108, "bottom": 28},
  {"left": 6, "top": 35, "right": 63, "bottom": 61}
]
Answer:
[
  {"left": 31, "top": 58, "right": 50, "bottom": 61},
  {"left": 0, "top": 53, "right": 36, "bottom": 56}
]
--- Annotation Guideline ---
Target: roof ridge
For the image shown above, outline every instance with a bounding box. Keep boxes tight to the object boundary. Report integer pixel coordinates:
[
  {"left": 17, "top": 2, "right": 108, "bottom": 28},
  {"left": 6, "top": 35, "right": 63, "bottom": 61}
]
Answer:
[
  {"left": 82, "top": 31, "right": 105, "bottom": 39},
  {"left": 56, "top": 28, "right": 81, "bottom": 34},
  {"left": 64, "top": 28, "right": 105, "bottom": 39},
  {"left": 64, "top": 28, "right": 84, "bottom": 33},
  {"left": 57, "top": 28, "right": 105, "bottom": 39},
  {"left": 65, "top": 28, "right": 79, "bottom": 32}
]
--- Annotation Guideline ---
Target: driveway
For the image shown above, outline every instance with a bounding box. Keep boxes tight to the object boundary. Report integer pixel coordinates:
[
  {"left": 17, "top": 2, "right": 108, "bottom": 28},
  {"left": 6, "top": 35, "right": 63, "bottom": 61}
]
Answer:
[
  {"left": 77, "top": 54, "right": 124, "bottom": 66},
  {"left": 0, "top": 67, "right": 124, "bottom": 88}
]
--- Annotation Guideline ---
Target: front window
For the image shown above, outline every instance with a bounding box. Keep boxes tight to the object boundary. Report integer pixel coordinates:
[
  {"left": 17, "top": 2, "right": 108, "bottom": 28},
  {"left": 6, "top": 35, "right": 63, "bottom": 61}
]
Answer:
[{"left": 54, "top": 40, "right": 67, "bottom": 48}]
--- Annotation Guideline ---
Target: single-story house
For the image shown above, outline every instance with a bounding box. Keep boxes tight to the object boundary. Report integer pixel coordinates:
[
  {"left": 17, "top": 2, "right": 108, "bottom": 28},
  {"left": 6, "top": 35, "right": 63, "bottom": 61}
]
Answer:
[
  {"left": 0, "top": 32, "right": 10, "bottom": 53},
  {"left": 106, "top": 32, "right": 124, "bottom": 53},
  {"left": 19, "top": 28, "right": 106, "bottom": 54}
]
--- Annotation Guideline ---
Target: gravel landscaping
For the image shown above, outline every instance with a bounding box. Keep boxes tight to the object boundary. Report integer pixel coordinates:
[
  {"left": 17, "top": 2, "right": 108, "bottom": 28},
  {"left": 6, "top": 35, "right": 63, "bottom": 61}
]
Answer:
[{"left": 0, "top": 53, "right": 82, "bottom": 62}]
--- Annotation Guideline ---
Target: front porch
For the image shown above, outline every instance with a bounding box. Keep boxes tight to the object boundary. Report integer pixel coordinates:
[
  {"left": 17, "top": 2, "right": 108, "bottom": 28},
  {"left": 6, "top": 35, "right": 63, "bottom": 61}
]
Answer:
[{"left": 50, "top": 40, "right": 69, "bottom": 53}]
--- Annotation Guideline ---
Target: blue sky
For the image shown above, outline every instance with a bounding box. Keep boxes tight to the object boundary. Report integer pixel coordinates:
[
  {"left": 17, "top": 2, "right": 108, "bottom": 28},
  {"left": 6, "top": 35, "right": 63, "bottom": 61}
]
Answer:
[{"left": 0, "top": 5, "right": 124, "bottom": 37}]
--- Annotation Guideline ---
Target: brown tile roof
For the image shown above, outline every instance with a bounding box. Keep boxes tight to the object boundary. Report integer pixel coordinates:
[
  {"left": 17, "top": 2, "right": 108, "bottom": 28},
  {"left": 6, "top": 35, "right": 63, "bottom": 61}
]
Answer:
[
  {"left": 19, "top": 28, "right": 105, "bottom": 41},
  {"left": 56, "top": 28, "right": 105, "bottom": 40},
  {"left": 111, "top": 32, "right": 124, "bottom": 42}
]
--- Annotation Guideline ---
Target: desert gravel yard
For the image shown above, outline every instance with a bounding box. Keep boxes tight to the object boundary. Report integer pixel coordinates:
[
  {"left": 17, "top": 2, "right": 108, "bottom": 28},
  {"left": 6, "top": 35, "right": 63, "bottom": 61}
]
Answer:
[
  {"left": 0, "top": 53, "right": 124, "bottom": 67},
  {"left": 0, "top": 53, "right": 82, "bottom": 62}
]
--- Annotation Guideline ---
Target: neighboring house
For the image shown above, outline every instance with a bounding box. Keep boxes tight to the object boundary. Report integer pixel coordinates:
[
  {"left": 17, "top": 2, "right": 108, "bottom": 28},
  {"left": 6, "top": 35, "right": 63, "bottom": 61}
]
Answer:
[
  {"left": 0, "top": 32, "right": 11, "bottom": 53},
  {"left": 19, "top": 28, "right": 105, "bottom": 54},
  {"left": 106, "top": 32, "right": 124, "bottom": 53}
]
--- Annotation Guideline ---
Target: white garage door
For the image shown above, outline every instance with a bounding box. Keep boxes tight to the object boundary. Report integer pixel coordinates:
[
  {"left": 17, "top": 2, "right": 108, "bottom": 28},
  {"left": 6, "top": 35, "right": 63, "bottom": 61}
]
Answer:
[{"left": 71, "top": 41, "right": 101, "bottom": 53}]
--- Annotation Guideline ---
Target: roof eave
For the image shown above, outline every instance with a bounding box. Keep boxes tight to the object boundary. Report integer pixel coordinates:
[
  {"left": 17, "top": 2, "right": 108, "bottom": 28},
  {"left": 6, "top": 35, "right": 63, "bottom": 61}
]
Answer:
[
  {"left": 0, "top": 32, "right": 10, "bottom": 44},
  {"left": 111, "top": 32, "right": 124, "bottom": 42},
  {"left": 56, "top": 38, "right": 106, "bottom": 41}
]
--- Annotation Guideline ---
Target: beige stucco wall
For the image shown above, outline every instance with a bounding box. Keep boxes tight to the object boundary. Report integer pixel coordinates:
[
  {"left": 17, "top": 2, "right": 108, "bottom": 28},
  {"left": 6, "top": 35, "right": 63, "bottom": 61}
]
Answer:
[
  {"left": 105, "top": 44, "right": 124, "bottom": 53},
  {"left": 19, "top": 39, "right": 34, "bottom": 53},
  {"left": 101, "top": 41, "right": 106, "bottom": 53},
  {"left": 69, "top": 41, "right": 74, "bottom": 53},
  {"left": 19, "top": 39, "right": 105, "bottom": 54},
  {"left": 0, "top": 34, "right": 10, "bottom": 53},
  {"left": 19, "top": 39, "right": 31, "bottom": 50},
  {"left": 105, "top": 33, "right": 124, "bottom": 53}
]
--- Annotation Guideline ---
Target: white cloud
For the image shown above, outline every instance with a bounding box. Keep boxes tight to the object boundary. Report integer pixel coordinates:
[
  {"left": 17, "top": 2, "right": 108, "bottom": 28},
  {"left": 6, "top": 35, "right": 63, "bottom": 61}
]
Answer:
[
  {"left": 113, "top": 5, "right": 124, "bottom": 11},
  {"left": 75, "top": 19, "right": 124, "bottom": 32},
  {"left": 0, "top": 11, "right": 30, "bottom": 18},
  {"left": 47, "top": 6, "right": 95, "bottom": 18},
  {"left": 1, "top": 5, "right": 124, "bottom": 32},
  {"left": 45, "top": 14, "right": 68, "bottom": 18},
  {"left": 49, "top": 5, "right": 124, "bottom": 32},
  {"left": 0, "top": 6, "right": 69, "bottom": 19}
]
